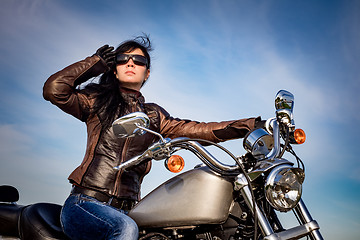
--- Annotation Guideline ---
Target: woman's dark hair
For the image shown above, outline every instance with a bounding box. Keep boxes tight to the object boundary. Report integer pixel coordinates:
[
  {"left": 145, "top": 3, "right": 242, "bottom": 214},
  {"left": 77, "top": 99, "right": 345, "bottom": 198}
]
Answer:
[
  {"left": 115, "top": 35, "right": 152, "bottom": 70},
  {"left": 82, "top": 34, "right": 152, "bottom": 129}
]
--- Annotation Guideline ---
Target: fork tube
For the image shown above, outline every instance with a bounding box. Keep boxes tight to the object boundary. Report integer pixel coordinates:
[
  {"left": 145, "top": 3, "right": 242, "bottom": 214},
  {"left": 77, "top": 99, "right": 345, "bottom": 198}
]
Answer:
[
  {"left": 295, "top": 199, "right": 324, "bottom": 240},
  {"left": 240, "top": 184, "right": 274, "bottom": 236}
]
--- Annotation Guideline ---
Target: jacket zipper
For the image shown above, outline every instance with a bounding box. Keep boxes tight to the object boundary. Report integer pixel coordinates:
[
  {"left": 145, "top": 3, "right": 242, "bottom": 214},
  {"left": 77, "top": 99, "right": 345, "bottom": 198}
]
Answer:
[
  {"left": 113, "top": 137, "right": 131, "bottom": 196},
  {"left": 113, "top": 98, "right": 137, "bottom": 196}
]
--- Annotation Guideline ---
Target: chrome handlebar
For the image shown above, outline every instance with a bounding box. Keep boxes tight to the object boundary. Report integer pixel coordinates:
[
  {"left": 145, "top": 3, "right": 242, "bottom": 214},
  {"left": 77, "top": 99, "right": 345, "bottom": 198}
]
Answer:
[
  {"left": 169, "top": 138, "right": 240, "bottom": 172},
  {"left": 264, "top": 118, "right": 281, "bottom": 160},
  {"left": 113, "top": 137, "right": 240, "bottom": 172},
  {"left": 114, "top": 117, "right": 284, "bottom": 172}
]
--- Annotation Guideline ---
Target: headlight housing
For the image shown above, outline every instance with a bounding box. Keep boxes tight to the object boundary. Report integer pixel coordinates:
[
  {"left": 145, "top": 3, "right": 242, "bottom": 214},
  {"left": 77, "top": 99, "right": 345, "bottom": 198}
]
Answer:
[{"left": 265, "top": 165, "right": 304, "bottom": 212}]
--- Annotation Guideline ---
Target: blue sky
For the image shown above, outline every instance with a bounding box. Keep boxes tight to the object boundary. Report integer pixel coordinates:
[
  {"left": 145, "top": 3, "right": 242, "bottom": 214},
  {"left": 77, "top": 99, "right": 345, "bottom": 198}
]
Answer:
[{"left": 0, "top": 0, "right": 359, "bottom": 239}]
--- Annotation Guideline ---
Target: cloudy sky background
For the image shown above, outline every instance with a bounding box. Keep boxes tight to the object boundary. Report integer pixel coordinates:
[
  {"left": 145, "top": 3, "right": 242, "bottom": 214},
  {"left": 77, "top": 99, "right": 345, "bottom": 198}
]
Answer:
[{"left": 0, "top": 0, "right": 359, "bottom": 239}]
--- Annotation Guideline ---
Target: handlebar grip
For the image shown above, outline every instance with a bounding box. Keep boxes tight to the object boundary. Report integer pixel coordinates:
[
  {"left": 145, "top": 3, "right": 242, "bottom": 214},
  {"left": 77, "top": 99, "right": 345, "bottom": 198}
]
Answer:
[{"left": 113, "top": 155, "right": 144, "bottom": 171}]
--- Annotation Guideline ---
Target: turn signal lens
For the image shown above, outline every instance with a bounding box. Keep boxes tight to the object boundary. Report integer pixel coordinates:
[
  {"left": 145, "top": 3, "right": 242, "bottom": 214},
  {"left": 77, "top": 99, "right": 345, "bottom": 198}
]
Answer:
[
  {"left": 165, "top": 155, "right": 185, "bottom": 173},
  {"left": 294, "top": 129, "right": 306, "bottom": 144}
]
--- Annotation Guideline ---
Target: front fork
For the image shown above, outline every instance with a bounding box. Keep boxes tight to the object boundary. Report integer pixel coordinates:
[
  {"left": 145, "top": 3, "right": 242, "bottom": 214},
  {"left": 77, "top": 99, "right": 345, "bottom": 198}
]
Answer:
[{"left": 235, "top": 174, "right": 324, "bottom": 240}]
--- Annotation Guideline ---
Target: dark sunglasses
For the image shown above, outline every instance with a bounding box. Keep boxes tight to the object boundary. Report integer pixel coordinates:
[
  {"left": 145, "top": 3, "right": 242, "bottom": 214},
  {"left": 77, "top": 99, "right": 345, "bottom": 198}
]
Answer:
[{"left": 116, "top": 54, "right": 148, "bottom": 67}]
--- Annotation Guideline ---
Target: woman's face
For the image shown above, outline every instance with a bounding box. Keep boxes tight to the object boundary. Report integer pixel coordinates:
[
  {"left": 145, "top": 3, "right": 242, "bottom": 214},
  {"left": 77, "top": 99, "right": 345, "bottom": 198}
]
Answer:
[{"left": 114, "top": 48, "right": 150, "bottom": 91}]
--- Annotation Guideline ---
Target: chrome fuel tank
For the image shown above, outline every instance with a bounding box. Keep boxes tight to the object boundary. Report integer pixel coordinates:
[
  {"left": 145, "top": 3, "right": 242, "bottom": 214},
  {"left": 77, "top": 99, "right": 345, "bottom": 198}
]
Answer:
[{"left": 129, "top": 166, "right": 234, "bottom": 228}]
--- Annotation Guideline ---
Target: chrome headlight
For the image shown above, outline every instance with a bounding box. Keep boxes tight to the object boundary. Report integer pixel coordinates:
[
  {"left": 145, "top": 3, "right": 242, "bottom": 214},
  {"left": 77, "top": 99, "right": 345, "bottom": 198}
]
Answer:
[{"left": 265, "top": 165, "right": 304, "bottom": 212}]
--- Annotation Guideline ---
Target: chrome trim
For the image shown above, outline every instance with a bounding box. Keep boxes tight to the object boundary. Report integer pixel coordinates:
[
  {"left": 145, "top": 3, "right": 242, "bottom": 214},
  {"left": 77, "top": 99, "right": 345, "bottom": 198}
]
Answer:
[
  {"left": 263, "top": 220, "right": 320, "bottom": 240},
  {"left": 243, "top": 128, "right": 274, "bottom": 159},
  {"left": 114, "top": 137, "right": 241, "bottom": 172},
  {"left": 137, "top": 124, "right": 166, "bottom": 143},
  {"left": 264, "top": 119, "right": 281, "bottom": 160},
  {"left": 246, "top": 118, "right": 287, "bottom": 181},
  {"left": 263, "top": 199, "right": 325, "bottom": 240},
  {"left": 294, "top": 199, "right": 324, "bottom": 240},
  {"left": 169, "top": 138, "right": 239, "bottom": 172},
  {"left": 264, "top": 165, "right": 303, "bottom": 212},
  {"left": 276, "top": 109, "right": 294, "bottom": 127},
  {"left": 248, "top": 158, "right": 293, "bottom": 181}
]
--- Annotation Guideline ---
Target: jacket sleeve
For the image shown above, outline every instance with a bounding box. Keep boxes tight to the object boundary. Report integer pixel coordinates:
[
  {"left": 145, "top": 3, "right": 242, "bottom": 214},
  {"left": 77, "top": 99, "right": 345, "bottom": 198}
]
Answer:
[
  {"left": 151, "top": 103, "right": 257, "bottom": 143},
  {"left": 43, "top": 55, "right": 106, "bottom": 121}
]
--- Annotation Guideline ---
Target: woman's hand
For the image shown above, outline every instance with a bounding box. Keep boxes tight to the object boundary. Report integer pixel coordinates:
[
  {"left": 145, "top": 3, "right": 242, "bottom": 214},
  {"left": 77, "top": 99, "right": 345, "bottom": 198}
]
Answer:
[{"left": 95, "top": 45, "right": 116, "bottom": 71}]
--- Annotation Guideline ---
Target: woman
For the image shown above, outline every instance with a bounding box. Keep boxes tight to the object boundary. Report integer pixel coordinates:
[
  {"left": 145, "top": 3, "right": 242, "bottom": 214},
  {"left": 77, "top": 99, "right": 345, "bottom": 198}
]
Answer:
[{"left": 43, "top": 35, "right": 263, "bottom": 240}]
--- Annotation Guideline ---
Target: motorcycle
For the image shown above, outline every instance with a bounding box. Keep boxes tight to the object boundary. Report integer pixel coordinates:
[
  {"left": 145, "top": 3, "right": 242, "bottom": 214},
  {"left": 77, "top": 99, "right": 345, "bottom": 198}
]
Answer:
[{"left": 0, "top": 90, "right": 323, "bottom": 240}]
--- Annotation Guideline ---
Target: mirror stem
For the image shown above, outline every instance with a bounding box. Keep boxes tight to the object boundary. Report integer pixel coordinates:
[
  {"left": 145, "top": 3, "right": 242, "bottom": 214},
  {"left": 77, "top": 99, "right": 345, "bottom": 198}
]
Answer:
[{"left": 136, "top": 124, "right": 166, "bottom": 143}]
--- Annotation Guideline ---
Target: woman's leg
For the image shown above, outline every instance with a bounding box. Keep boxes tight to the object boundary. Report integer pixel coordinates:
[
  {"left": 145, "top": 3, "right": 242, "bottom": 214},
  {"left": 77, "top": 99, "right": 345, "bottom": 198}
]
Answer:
[{"left": 60, "top": 194, "right": 138, "bottom": 240}]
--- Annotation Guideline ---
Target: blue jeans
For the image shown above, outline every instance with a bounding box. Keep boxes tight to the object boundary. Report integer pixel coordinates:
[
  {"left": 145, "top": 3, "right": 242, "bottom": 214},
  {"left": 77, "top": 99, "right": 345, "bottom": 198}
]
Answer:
[{"left": 60, "top": 193, "right": 138, "bottom": 240}]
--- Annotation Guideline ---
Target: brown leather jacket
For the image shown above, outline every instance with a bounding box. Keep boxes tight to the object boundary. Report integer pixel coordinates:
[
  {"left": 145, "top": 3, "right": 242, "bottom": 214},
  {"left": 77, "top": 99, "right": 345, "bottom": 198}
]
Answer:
[{"left": 43, "top": 55, "right": 257, "bottom": 201}]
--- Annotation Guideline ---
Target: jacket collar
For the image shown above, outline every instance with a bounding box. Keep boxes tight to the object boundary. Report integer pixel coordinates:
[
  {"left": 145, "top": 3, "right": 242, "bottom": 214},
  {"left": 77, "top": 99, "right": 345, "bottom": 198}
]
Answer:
[{"left": 119, "top": 87, "right": 145, "bottom": 104}]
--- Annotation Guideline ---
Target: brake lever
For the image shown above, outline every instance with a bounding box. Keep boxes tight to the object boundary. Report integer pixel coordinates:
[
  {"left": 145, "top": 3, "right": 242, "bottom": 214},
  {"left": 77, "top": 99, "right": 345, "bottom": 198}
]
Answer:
[
  {"left": 113, "top": 138, "right": 172, "bottom": 171},
  {"left": 147, "top": 138, "right": 172, "bottom": 160}
]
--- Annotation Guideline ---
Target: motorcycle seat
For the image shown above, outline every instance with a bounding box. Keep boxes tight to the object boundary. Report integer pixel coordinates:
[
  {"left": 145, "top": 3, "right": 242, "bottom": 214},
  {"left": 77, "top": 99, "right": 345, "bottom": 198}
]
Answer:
[
  {"left": 19, "top": 202, "right": 70, "bottom": 240},
  {"left": 0, "top": 203, "right": 24, "bottom": 237}
]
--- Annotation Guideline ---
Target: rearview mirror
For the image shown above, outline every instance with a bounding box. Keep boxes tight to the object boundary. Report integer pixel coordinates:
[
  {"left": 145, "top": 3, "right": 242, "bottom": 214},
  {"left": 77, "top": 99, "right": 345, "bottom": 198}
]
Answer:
[
  {"left": 275, "top": 90, "right": 294, "bottom": 112},
  {"left": 275, "top": 90, "right": 295, "bottom": 127},
  {"left": 112, "top": 112, "right": 150, "bottom": 138}
]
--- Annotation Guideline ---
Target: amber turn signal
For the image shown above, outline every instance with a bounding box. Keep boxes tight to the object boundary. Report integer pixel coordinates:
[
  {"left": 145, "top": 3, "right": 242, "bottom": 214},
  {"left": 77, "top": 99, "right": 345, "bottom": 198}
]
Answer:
[
  {"left": 165, "top": 155, "right": 185, "bottom": 173},
  {"left": 294, "top": 128, "right": 306, "bottom": 144}
]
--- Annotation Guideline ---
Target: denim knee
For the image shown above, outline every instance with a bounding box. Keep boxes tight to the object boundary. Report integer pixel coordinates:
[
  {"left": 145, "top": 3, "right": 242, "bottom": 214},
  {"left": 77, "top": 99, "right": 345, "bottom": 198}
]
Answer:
[
  {"left": 111, "top": 214, "right": 139, "bottom": 239},
  {"left": 61, "top": 194, "right": 139, "bottom": 240}
]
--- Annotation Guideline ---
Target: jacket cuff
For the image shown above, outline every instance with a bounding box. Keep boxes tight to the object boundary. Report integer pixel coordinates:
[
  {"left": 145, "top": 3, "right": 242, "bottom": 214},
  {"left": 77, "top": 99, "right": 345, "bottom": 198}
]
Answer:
[
  {"left": 74, "top": 55, "right": 108, "bottom": 86},
  {"left": 212, "top": 117, "right": 257, "bottom": 141}
]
